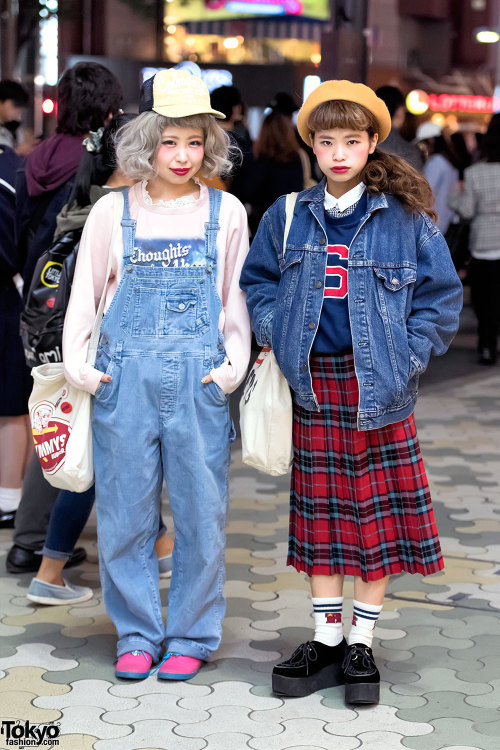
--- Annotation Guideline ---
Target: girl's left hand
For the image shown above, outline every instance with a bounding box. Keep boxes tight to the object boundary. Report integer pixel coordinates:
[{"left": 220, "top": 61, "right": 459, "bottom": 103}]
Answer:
[{"left": 201, "top": 374, "right": 213, "bottom": 384}]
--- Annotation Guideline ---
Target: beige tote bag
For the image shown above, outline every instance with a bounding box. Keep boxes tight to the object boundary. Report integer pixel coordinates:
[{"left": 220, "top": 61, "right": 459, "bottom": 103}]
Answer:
[{"left": 239, "top": 192, "right": 298, "bottom": 475}]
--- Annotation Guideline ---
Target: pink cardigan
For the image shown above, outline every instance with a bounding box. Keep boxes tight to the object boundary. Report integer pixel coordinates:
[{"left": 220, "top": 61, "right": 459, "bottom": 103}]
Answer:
[{"left": 63, "top": 181, "right": 251, "bottom": 395}]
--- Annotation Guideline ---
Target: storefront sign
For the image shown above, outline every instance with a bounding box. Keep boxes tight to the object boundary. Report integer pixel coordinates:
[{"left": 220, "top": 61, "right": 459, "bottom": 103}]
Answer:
[
  {"left": 225, "top": 0, "right": 303, "bottom": 14},
  {"left": 407, "top": 89, "right": 500, "bottom": 114},
  {"left": 172, "top": 0, "right": 328, "bottom": 21}
]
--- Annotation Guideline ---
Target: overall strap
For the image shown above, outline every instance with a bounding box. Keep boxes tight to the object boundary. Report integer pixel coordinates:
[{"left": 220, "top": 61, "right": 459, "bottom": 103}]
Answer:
[
  {"left": 204, "top": 187, "right": 222, "bottom": 267},
  {"left": 120, "top": 187, "right": 136, "bottom": 260}
]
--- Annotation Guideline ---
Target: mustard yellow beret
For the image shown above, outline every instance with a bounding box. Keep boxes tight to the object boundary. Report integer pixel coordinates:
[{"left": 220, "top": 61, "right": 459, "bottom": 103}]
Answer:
[{"left": 297, "top": 80, "right": 392, "bottom": 145}]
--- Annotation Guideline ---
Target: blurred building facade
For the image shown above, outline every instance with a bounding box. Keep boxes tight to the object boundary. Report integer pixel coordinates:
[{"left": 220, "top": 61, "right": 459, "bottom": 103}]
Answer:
[{"left": 1, "top": 0, "right": 499, "bottom": 133}]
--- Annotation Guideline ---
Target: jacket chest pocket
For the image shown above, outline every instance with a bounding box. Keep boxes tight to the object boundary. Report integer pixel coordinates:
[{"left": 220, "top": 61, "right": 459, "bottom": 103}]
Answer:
[
  {"left": 128, "top": 285, "right": 201, "bottom": 337},
  {"left": 277, "top": 250, "right": 304, "bottom": 303},
  {"left": 373, "top": 266, "right": 416, "bottom": 323}
]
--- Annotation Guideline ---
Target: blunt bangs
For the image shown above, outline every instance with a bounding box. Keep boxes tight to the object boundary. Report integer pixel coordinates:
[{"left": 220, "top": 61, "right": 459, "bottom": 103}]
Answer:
[{"left": 308, "top": 100, "right": 378, "bottom": 138}]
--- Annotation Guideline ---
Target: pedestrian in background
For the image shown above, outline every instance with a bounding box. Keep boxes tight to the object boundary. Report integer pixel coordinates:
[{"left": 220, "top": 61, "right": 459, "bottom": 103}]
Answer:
[
  {"left": 25, "top": 114, "right": 174, "bottom": 606},
  {"left": 448, "top": 117, "right": 500, "bottom": 365},
  {"left": 0, "top": 142, "right": 32, "bottom": 528},
  {"left": 415, "top": 122, "right": 460, "bottom": 235},
  {"left": 0, "top": 80, "right": 29, "bottom": 151},
  {"left": 376, "top": 85, "right": 424, "bottom": 171},
  {"left": 6, "top": 61, "right": 123, "bottom": 575},
  {"left": 241, "top": 81, "right": 462, "bottom": 705},
  {"left": 63, "top": 68, "right": 251, "bottom": 681},
  {"left": 210, "top": 84, "right": 251, "bottom": 197},
  {"left": 243, "top": 111, "right": 304, "bottom": 237}
]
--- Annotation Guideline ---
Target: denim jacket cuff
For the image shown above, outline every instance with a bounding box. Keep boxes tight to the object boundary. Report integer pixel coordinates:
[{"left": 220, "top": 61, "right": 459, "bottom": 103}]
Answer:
[
  {"left": 257, "top": 311, "right": 274, "bottom": 347},
  {"left": 409, "top": 349, "right": 425, "bottom": 378}
]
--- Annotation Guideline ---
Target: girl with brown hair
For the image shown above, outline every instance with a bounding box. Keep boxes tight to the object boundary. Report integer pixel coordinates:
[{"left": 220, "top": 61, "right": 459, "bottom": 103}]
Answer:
[{"left": 240, "top": 80, "right": 462, "bottom": 705}]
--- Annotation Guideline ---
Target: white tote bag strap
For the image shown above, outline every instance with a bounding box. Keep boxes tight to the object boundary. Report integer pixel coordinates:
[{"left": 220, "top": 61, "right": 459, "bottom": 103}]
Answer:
[
  {"left": 86, "top": 190, "right": 125, "bottom": 365},
  {"left": 283, "top": 192, "right": 298, "bottom": 260}
]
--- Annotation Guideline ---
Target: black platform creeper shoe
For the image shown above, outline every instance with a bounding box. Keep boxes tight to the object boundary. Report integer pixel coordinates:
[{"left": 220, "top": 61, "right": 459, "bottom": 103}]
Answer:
[
  {"left": 272, "top": 639, "right": 346, "bottom": 697},
  {"left": 342, "top": 642, "right": 380, "bottom": 704}
]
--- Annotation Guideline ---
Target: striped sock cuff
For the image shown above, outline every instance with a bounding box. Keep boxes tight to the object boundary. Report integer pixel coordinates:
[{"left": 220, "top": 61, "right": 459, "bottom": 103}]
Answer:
[
  {"left": 312, "top": 597, "right": 344, "bottom": 646},
  {"left": 312, "top": 597, "right": 343, "bottom": 625},
  {"left": 351, "top": 600, "right": 382, "bottom": 629}
]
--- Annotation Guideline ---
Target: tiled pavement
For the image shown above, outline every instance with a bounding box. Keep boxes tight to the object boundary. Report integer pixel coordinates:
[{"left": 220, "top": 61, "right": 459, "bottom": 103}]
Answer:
[{"left": 1, "top": 308, "right": 500, "bottom": 750}]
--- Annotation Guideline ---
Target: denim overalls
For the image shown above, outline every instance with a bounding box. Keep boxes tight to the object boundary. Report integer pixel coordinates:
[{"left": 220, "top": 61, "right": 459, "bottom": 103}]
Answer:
[{"left": 92, "top": 187, "right": 233, "bottom": 662}]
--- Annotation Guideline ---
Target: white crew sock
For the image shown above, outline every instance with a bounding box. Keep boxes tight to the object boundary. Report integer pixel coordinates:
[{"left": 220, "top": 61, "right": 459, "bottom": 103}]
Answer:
[
  {"left": 0, "top": 487, "right": 21, "bottom": 512},
  {"left": 348, "top": 600, "right": 383, "bottom": 648},
  {"left": 312, "top": 596, "right": 344, "bottom": 647}
]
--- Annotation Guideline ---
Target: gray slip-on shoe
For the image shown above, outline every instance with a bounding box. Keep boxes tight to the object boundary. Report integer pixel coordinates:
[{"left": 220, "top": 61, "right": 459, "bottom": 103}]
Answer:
[
  {"left": 27, "top": 577, "right": 93, "bottom": 605},
  {"left": 158, "top": 554, "right": 172, "bottom": 579}
]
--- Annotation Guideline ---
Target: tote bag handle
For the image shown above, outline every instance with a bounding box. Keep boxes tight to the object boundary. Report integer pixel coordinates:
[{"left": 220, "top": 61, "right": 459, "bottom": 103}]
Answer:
[
  {"left": 86, "top": 190, "right": 124, "bottom": 365},
  {"left": 283, "top": 192, "right": 298, "bottom": 260}
]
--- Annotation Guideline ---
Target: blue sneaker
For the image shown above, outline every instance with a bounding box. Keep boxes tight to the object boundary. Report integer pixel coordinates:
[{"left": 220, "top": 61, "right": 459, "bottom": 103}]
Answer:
[{"left": 27, "top": 577, "right": 93, "bottom": 605}]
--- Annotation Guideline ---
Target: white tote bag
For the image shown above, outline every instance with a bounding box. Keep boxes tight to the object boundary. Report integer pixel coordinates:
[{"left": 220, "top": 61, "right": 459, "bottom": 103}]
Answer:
[
  {"left": 240, "top": 347, "right": 293, "bottom": 476},
  {"left": 239, "top": 192, "right": 298, "bottom": 476},
  {"left": 28, "top": 192, "right": 123, "bottom": 492},
  {"left": 29, "top": 365, "right": 94, "bottom": 492}
]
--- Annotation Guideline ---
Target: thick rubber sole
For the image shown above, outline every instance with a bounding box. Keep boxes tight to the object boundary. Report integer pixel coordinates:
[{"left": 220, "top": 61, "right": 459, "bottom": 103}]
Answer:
[
  {"left": 272, "top": 661, "right": 344, "bottom": 697},
  {"left": 345, "top": 680, "right": 380, "bottom": 704},
  {"left": 115, "top": 670, "right": 151, "bottom": 679}
]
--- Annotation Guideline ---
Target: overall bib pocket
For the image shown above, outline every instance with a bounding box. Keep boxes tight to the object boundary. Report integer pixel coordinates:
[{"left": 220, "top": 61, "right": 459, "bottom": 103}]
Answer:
[
  {"left": 164, "top": 292, "right": 197, "bottom": 335},
  {"left": 125, "top": 283, "right": 205, "bottom": 337}
]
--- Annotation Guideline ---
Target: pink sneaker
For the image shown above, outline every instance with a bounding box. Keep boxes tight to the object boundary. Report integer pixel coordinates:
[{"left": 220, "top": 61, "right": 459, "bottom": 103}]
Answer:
[
  {"left": 115, "top": 650, "right": 153, "bottom": 679},
  {"left": 157, "top": 653, "right": 203, "bottom": 680}
]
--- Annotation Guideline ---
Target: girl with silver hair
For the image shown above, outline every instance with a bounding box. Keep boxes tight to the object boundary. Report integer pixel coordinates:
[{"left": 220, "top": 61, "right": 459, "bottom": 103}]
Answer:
[{"left": 62, "top": 68, "right": 251, "bottom": 681}]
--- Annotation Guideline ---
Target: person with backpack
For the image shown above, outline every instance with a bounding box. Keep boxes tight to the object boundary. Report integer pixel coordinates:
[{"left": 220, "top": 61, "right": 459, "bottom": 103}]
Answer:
[
  {"left": 22, "top": 116, "right": 175, "bottom": 605},
  {"left": 6, "top": 62, "right": 123, "bottom": 575},
  {"left": 62, "top": 68, "right": 250, "bottom": 679}
]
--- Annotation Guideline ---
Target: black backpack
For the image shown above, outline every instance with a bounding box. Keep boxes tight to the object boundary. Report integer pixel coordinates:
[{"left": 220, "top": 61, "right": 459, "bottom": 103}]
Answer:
[{"left": 20, "top": 227, "right": 82, "bottom": 367}]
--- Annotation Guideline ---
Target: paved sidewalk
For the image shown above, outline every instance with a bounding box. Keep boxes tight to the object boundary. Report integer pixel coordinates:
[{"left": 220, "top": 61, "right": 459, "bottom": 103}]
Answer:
[{"left": 1, "top": 317, "right": 499, "bottom": 749}]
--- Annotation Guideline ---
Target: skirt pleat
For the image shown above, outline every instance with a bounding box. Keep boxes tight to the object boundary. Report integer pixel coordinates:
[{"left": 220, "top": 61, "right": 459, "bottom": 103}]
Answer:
[{"left": 287, "top": 354, "right": 444, "bottom": 581}]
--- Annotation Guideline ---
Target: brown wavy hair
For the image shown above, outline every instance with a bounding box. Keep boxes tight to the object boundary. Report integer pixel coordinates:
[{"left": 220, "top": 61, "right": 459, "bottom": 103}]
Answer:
[{"left": 308, "top": 100, "right": 437, "bottom": 222}]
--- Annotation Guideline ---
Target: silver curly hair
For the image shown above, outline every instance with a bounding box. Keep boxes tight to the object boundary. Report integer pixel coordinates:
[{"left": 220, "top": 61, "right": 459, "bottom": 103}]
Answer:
[{"left": 115, "top": 110, "right": 238, "bottom": 180}]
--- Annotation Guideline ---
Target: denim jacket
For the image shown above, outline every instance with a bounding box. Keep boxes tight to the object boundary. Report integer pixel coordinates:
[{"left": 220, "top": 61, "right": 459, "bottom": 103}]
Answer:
[{"left": 240, "top": 180, "right": 463, "bottom": 430}]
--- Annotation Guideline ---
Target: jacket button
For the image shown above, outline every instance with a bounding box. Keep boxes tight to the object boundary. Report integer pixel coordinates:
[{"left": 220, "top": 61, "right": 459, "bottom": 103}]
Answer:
[
  {"left": 126, "top": 266, "right": 133, "bottom": 273},
  {"left": 302, "top": 363, "right": 308, "bottom": 370},
  {"left": 391, "top": 278, "right": 400, "bottom": 285},
  {"left": 315, "top": 281, "right": 323, "bottom": 288},
  {"left": 319, "top": 237, "right": 326, "bottom": 245},
  {"left": 308, "top": 322, "right": 316, "bottom": 330}
]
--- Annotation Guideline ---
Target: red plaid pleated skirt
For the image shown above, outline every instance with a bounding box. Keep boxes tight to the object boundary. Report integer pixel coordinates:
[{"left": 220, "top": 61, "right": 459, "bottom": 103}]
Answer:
[{"left": 287, "top": 353, "right": 444, "bottom": 582}]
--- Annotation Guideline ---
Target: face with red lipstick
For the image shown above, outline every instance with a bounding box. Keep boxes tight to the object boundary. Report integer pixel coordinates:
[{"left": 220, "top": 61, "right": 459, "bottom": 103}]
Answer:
[
  {"left": 150, "top": 126, "right": 205, "bottom": 198},
  {"left": 312, "top": 127, "right": 378, "bottom": 198}
]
